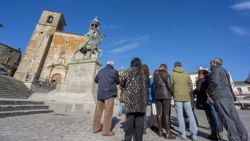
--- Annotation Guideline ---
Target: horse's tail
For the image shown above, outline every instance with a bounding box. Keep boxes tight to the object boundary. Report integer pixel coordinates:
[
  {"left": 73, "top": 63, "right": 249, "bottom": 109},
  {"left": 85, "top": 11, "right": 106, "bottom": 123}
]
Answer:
[{"left": 98, "top": 49, "right": 103, "bottom": 58}]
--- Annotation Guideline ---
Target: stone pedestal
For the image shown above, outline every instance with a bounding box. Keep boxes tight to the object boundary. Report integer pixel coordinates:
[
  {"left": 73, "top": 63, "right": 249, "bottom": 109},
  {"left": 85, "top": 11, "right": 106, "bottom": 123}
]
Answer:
[
  {"left": 57, "top": 58, "right": 100, "bottom": 100},
  {"left": 29, "top": 54, "right": 101, "bottom": 113}
]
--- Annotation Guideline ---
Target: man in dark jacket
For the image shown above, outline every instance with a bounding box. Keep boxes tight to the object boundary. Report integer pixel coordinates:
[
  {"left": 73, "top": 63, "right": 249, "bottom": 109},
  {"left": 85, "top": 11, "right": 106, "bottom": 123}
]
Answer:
[
  {"left": 93, "top": 61, "right": 120, "bottom": 136},
  {"left": 209, "top": 58, "right": 248, "bottom": 141}
]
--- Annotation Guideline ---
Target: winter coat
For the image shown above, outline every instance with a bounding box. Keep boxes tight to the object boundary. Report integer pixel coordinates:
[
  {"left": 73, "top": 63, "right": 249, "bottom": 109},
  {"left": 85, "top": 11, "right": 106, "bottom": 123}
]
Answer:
[
  {"left": 171, "top": 67, "right": 192, "bottom": 102},
  {"left": 154, "top": 70, "right": 173, "bottom": 100},
  {"left": 208, "top": 65, "right": 234, "bottom": 100},
  {"left": 120, "top": 67, "right": 147, "bottom": 114},
  {"left": 94, "top": 64, "right": 120, "bottom": 100},
  {"left": 193, "top": 78, "right": 209, "bottom": 109}
]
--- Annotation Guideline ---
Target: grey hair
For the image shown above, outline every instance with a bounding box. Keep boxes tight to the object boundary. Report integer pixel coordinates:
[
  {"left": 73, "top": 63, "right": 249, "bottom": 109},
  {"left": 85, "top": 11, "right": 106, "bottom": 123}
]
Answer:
[
  {"left": 213, "top": 58, "right": 223, "bottom": 65},
  {"left": 107, "top": 60, "right": 114, "bottom": 66}
]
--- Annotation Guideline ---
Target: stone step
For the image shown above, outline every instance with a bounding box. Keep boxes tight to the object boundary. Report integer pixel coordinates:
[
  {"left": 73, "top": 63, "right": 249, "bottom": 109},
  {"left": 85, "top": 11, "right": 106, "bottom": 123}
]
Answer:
[
  {"left": 0, "top": 75, "right": 31, "bottom": 99},
  {"left": 0, "top": 109, "right": 53, "bottom": 118},
  {"left": 0, "top": 105, "right": 49, "bottom": 111},
  {"left": 0, "top": 100, "right": 44, "bottom": 105},
  {"left": 0, "top": 93, "right": 30, "bottom": 98}
]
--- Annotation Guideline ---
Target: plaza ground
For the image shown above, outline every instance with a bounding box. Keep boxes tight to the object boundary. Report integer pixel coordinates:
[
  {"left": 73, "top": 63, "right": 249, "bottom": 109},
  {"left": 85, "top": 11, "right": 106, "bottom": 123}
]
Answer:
[{"left": 0, "top": 104, "right": 250, "bottom": 141}]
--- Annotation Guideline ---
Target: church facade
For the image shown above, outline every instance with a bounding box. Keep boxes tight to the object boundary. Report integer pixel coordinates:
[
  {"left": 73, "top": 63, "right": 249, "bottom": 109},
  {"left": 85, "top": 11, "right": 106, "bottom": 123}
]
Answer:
[{"left": 14, "top": 10, "right": 89, "bottom": 84}]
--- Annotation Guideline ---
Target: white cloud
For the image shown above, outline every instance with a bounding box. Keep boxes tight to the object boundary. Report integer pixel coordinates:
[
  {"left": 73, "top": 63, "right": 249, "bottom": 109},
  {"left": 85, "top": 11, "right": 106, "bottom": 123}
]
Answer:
[
  {"left": 231, "top": 1, "right": 250, "bottom": 10},
  {"left": 103, "top": 25, "right": 124, "bottom": 30},
  {"left": 108, "top": 35, "right": 149, "bottom": 54},
  {"left": 230, "top": 26, "right": 248, "bottom": 35},
  {"left": 109, "top": 43, "right": 139, "bottom": 53},
  {"left": 113, "top": 39, "right": 130, "bottom": 46}
]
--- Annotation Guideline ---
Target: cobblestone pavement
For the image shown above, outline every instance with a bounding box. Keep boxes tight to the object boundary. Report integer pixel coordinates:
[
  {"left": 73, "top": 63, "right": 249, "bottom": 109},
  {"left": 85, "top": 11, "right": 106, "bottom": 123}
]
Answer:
[{"left": 0, "top": 106, "right": 250, "bottom": 141}]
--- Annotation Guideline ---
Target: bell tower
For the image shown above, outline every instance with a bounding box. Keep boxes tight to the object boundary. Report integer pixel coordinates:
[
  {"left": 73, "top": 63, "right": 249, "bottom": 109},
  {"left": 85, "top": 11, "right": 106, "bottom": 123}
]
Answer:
[{"left": 14, "top": 10, "right": 66, "bottom": 83}]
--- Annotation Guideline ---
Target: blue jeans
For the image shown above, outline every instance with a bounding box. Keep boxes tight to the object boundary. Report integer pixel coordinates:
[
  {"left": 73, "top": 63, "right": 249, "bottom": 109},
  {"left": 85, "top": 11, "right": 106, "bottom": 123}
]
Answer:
[
  {"left": 175, "top": 101, "right": 197, "bottom": 140},
  {"left": 119, "top": 102, "right": 124, "bottom": 115}
]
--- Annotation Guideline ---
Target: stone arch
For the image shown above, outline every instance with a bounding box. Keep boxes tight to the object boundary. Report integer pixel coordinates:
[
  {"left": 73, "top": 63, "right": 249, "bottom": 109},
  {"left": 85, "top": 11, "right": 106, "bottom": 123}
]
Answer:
[{"left": 51, "top": 73, "right": 62, "bottom": 84}]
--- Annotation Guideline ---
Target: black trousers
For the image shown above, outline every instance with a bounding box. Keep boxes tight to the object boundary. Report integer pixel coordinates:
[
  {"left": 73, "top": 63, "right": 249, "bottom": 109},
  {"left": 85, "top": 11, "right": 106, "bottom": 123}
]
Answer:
[
  {"left": 216, "top": 98, "right": 248, "bottom": 141},
  {"left": 125, "top": 113, "right": 145, "bottom": 141},
  {"left": 156, "top": 99, "right": 171, "bottom": 132}
]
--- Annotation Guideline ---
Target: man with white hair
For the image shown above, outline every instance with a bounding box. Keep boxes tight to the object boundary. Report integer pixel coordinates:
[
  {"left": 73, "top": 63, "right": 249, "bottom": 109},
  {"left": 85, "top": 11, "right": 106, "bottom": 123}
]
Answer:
[
  {"left": 209, "top": 58, "right": 248, "bottom": 141},
  {"left": 93, "top": 60, "right": 120, "bottom": 136}
]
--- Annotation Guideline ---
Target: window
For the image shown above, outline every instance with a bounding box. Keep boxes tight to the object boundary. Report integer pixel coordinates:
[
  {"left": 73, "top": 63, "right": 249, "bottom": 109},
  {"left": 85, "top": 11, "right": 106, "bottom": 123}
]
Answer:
[
  {"left": 237, "top": 88, "right": 242, "bottom": 95},
  {"left": 58, "top": 59, "right": 65, "bottom": 64},
  {"left": 248, "top": 87, "right": 250, "bottom": 93},
  {"left": 47, "top": 15, "right": 53, "bottom": 23},
  {"left": 4, "top": 56, "right": 10, "bottom": 65}
]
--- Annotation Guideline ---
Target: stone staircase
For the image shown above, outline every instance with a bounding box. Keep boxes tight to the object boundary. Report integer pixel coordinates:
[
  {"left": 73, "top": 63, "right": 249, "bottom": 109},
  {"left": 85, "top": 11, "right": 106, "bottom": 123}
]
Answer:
[
  {"left": 0, "top": 99, "right": 53, "bottom": 118},
  {"left": 0, "top": 76, "right": 53, "bottom": 117},
  {"left": 0, "top": 75, "right": 31, "bottom": 98}
]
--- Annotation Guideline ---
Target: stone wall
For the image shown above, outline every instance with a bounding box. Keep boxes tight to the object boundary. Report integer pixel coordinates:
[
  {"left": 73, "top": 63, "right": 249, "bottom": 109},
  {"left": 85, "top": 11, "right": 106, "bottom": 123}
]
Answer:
[
  {"left": 0, "top": 43, "right": 21, "bottom": 76},
  {"left": 39, "top": 32, "right": 87, "bottom": 83}
]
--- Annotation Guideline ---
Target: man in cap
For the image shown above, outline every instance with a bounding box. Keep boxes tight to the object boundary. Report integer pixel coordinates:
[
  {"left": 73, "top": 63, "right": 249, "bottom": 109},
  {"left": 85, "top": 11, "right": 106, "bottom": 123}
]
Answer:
[
  {"left": 93, "top": 60, "right": 120, "bottom": 136},
  {"left": 171, "top": 62, "right": 197, "bottom": 141}
]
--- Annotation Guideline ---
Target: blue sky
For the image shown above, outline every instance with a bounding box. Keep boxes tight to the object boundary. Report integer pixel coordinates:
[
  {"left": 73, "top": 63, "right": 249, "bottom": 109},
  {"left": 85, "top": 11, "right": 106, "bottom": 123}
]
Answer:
[{"left": 0, "top": 0, "right": 250, "bottom": 80}]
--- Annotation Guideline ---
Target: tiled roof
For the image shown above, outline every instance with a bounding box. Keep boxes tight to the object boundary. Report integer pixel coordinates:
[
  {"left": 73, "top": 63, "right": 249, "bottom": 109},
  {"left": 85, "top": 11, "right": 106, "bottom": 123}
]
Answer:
[
  {"left": 0, "top": 43, "right": 21, "bottom": 53},
  {"left": 234, "top": 81, "right": 250, "bottom": 86}
]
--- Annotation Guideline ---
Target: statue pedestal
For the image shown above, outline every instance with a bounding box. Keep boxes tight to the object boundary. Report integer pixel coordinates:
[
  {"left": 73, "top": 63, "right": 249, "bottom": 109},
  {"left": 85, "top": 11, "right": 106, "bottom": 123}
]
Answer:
[
  {"left": 30, "top": 57, "right": 101, "bottom": 114},
  {"left": 58, "top": 58, "right": 100, "bottom": 100}
]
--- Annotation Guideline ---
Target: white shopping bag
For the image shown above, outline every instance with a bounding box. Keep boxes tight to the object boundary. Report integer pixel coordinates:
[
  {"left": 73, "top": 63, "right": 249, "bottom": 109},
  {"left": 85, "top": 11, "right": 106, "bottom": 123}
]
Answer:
[{"left": 152, "top": 103, "right": 157, "bottom": 115}]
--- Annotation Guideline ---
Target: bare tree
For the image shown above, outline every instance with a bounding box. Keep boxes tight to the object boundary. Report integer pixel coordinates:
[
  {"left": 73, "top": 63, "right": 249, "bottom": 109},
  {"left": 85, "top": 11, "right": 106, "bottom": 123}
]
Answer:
[{"left": 246, "top": 72, "right": 250, "bottom": 83}]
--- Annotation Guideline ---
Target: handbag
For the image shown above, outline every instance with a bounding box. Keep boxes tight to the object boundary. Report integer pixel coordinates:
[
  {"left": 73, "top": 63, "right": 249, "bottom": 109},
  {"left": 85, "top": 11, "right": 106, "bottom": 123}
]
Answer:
[
  {"left": 152, "top": 103, "right": 157, "bottom": 115},
  {"left": 119, "top": 88, "right": 127, "bottom": 103}
]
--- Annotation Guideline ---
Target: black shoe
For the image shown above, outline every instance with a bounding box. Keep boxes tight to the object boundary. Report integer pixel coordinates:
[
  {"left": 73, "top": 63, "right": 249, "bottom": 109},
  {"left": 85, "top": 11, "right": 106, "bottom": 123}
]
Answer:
[
  {"left": 207, "top": 135, "right": 219, "bottom": 140},
  {"left": 165, "top": 133, "right": 176, "bottom": 139},
  {"left": 158, "top": 130, "right": 163, "bottom": 137}
]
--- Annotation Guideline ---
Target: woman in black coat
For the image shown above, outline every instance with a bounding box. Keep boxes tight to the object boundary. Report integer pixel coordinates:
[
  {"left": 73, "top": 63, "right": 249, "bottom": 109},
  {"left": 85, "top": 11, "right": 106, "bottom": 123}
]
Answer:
[
  {"left": 194, "top": 69, "right": 220, "bottom": 140},
  {"left": 153, "top": 64, "right": 175, "bottom": 139}
]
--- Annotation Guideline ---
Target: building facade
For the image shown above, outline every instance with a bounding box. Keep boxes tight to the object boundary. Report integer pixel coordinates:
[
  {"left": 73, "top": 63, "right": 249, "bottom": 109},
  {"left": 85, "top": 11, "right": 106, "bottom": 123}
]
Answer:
[
  {"left": 14, "top": 10, "right": 89, "bottom": 85},
  {"left": 234, "top": 81, "right": 250, "bottom": 95},
  {"left": 0, "top": 43, "right": 21, "bottom": 76}
]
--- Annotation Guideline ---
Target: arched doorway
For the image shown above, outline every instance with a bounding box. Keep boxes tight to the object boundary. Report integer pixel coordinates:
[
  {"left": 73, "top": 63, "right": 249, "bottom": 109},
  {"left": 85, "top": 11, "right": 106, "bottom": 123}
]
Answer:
[{"left": 51, "top": 73, "right": 62, "bottom": 85}]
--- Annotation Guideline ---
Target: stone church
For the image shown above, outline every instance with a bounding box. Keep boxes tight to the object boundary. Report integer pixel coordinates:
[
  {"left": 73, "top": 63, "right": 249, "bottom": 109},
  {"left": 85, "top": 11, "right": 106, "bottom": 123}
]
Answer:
[
  {"left": 0, "top": 43, "right": 21, "bottom": 76},
  {"left": 14, "top": 10, "right": 94, "bottom": 85},
  {"left": 13, "top": 10, "right": 103, "bottom": 113}
]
